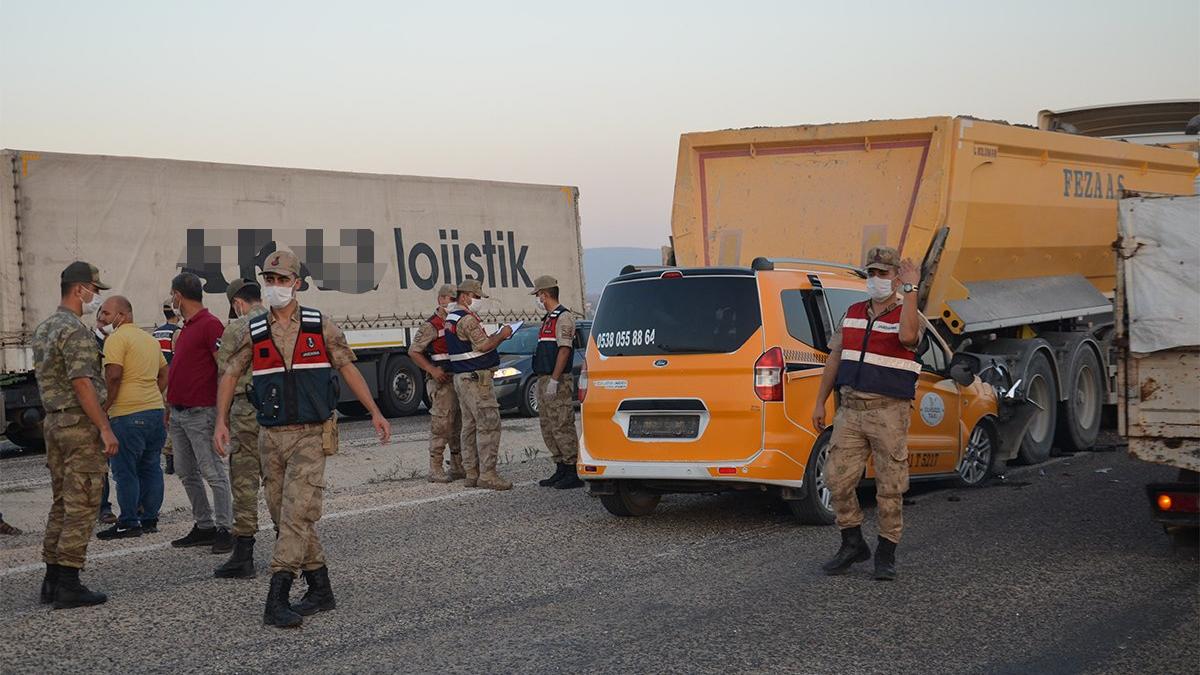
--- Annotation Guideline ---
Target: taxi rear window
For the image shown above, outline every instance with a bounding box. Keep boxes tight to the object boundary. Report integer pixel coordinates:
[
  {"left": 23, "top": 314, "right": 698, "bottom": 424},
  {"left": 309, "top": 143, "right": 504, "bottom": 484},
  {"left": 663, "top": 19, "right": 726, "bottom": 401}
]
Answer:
[{"left": 592, "top": 276, "right": 761, "bottom": 356}]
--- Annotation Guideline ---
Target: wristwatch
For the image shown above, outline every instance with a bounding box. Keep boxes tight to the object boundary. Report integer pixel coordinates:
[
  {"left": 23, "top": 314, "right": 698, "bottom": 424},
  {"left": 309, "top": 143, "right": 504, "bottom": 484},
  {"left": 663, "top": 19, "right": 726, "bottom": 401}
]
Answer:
[{"left": 902, "top": 283, "right": 918, "bottom": 294}]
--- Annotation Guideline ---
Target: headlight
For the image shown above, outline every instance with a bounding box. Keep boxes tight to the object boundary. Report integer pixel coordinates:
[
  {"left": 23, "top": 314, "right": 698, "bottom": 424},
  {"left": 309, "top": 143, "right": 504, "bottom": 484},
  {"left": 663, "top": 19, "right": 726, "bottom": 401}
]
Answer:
[{"left": 494, "top": 367, "right": 522, "bottom": 380}]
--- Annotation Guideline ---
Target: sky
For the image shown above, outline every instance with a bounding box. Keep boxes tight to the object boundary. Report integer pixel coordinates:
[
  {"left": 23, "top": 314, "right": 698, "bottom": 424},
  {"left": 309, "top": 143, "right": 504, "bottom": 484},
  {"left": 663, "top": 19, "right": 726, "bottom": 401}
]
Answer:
[{"left": 1, "top": 0, "right": 1197, "bottom": 248}]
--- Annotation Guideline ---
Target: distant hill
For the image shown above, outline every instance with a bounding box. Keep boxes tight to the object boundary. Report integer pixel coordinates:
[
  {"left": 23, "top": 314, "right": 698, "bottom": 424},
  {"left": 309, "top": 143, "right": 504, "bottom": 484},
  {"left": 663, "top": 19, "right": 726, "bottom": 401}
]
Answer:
[{"left": 583, "top": 246, "right": 661, "bottom": 295}]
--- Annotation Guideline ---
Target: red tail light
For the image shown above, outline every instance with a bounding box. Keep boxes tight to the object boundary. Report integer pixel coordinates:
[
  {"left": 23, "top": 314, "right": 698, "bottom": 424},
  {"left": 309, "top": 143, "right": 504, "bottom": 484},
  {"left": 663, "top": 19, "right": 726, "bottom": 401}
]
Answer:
[
  {"left": 578, "top": 358, "right": 589, "bottom": 403},
  {"left": 1156, "top": 491, "right": 1199, "bottom": 513},
  {"left": 754, "top": 347, "right": 784, "bottom": 402}
]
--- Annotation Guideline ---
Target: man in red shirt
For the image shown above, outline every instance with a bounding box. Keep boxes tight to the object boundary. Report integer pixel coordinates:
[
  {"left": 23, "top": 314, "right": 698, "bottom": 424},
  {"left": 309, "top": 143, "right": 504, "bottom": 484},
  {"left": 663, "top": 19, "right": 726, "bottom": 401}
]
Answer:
[{"left": 165, "top": 272, "right": 233, "bottom": 554}]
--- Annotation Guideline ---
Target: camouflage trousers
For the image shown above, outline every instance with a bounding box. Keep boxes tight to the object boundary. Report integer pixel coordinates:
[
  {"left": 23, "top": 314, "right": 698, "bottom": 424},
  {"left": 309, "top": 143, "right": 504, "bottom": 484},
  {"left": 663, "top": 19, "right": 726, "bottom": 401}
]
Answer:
[
  {"left": 229, "top": 397, "right": 263, "bottom": 537},
  {"left": 260, "top": 422, "right": 327, "bottom": 577},
  {"left": 536, "top": 374, "right": 578, "bottom": 464},
  {"left": 826, "top": 393, "right": 911, "bottom": 544},
  {"left": 426, "top": 376, "right": 462, "bottom": 462},
  {"left": 453, "top": 370, "right": 502, "bottom": 479},
  {"left": 42, "top": 410, "right": 106, "bottom": 569}
]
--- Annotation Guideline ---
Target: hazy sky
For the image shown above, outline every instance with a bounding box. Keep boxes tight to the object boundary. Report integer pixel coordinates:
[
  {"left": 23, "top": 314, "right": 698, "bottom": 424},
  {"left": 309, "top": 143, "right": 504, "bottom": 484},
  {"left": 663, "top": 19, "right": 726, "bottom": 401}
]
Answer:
[{"left": 2, "top": 1, "right": 1197, "bottom": 248}]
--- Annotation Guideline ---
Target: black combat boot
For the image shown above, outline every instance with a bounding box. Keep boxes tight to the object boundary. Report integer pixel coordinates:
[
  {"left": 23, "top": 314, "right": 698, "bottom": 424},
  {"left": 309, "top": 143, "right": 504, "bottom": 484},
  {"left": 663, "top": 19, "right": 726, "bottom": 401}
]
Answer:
[
  {"left": 539, "top": 462, "right": 569, "bottom": 487},
  {"left": 553, "top": 466, "right": 584, "bottom": 490},
  {"left": 293, "top": 566, "right": 337, "bottom": 616},
  {"left": 874, "top": 537, "right": 898, "bottom": 581},
  {"left": 211, "top": 528, "right": 234, "bottom": 554},
  {"left": 214, "top": 536, "right": 256, "bottom": 579},
  {"left": 39, "top": 563, "right": 60, "bottom": 604},
  {"left": 263, "top": 572, "right": 303, "bottom": 628},
  {"left": 52, "top": 566, "right": 107, "bottom": 609},
  {"left": 821, "top": 526, "right": 872, "bottom": 575}
]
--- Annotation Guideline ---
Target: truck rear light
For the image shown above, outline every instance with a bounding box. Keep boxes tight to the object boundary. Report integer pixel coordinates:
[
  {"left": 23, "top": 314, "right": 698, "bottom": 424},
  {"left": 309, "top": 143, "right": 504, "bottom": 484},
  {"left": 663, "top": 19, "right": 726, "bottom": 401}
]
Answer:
[
  {"left": 1155, "top": 491, "right": 1199, "bottom": 513},
  {"left": 754, "top": 347, "right": 784, "bottom": 402},
  {"left": 578, "top": 358, "right": 589, "bottom": 403}
]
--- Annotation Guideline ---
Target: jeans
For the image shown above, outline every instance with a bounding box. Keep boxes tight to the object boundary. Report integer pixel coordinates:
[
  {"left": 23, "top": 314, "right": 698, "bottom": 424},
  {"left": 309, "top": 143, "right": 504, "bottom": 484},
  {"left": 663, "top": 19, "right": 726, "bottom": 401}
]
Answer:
[
  {"left": 109, "top": 409, "right": 167, "bottom": 527},
  {"left": 169, "top": 406, "right": 232, "bottom": 530}
]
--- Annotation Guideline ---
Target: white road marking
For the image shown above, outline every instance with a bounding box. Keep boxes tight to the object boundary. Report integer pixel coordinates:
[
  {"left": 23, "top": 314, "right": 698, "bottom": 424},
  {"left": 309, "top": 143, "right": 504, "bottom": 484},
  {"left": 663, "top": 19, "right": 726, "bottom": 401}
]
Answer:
[{"left": 0, "top": 481, "right": 537, "bottom": 578}]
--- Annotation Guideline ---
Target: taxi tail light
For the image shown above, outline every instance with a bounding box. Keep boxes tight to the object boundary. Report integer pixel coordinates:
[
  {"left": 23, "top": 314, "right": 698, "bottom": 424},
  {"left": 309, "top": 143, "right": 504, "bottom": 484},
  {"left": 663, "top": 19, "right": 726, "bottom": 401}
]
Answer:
[
  {"left": 578, "top": 358, "right": 589, "bottom": 403},
  {"left": 754, "top": 347, "right": 784, "bottom": 402}
]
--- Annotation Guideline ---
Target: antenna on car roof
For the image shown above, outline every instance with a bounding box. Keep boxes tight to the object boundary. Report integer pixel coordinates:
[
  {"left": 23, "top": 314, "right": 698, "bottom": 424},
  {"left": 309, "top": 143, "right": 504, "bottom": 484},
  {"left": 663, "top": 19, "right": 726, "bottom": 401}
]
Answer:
[{"left": 751, "top": 257, "right": 867, "bottom": 278}]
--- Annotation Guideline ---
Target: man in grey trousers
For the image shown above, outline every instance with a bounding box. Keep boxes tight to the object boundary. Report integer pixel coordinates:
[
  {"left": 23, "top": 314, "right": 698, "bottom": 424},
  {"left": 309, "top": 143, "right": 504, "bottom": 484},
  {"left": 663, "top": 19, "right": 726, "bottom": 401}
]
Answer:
[{"left": 164, "top": 273, "right": 234, "bottom": 554}]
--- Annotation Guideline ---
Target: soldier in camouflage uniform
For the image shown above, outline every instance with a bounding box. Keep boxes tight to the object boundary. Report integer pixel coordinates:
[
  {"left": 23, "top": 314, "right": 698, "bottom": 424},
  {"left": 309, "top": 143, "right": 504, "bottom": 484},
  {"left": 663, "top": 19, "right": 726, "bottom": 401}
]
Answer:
[
  {"left": 214, "top": 250, "right": 392, "bottom": 628},
  {"left": 214, "top": 278, "right": 268, "bottom": 579},
  {"left": 444, "top": 278, "right": 515, "bottom": 491},
  {"left": 33, "top": 261, "right": 120, "bottom": 609},
  {"left": 529, "top": 275, "right": 583, "bottom": 489},
  {"left": 811, "top": 247, "right": 924, "bottom": 581},
  {"left": 408, "top": 284, "right": 465, "bottom": 483}
]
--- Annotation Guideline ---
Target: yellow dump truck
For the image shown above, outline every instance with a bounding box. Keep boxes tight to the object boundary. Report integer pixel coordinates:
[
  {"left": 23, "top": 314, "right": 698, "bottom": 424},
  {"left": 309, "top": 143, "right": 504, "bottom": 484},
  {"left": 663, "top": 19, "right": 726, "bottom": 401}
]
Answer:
[{"left": 667, "top": 114, "right": 1198, "bottom": 465}]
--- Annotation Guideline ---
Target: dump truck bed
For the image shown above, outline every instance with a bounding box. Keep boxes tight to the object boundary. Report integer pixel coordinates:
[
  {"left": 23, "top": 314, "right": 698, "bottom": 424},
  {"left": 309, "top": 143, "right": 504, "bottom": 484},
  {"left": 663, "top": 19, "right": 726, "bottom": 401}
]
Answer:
[{"left": 670, "top": 116, "right": 1198, "bottom": 334}]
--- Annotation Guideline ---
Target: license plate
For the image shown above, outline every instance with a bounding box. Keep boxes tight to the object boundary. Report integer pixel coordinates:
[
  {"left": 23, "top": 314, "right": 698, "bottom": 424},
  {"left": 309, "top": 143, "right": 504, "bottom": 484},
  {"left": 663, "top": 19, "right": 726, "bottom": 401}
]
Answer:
[{"left": 628, "top": 414, "right": 700, "bottom": 439}]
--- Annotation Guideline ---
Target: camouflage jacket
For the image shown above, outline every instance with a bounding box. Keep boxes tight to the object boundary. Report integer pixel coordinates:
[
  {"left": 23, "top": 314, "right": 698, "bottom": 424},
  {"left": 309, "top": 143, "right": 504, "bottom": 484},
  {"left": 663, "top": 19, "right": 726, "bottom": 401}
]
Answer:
[
  {"left": 217, "top": 305, "right": 268, "bottom": 396},
  {"left": 32, "top": 306, "right": 107, "bottom": 411}
]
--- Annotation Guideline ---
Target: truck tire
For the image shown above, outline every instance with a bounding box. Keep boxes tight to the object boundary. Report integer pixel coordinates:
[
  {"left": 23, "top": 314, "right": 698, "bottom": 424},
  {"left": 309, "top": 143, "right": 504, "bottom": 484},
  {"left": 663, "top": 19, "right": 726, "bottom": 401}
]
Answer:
[
  {"left": 1055, "top": 346, "right": 1103, "bottom": 452},
  {"left": 789, "top": 431, "right": 837, "bottom": 525},
  {"left": 6, "top": 426, "right": 45, "bottom": 451},
  {"left": 378, "top": 356, "right": 424, "bottom": 418},
  {"left": 600, "top": 482, "right": 661, "bottom": 517},
  {"left": 1018, "top": 352, "right": 1058, "bottom": 464}
]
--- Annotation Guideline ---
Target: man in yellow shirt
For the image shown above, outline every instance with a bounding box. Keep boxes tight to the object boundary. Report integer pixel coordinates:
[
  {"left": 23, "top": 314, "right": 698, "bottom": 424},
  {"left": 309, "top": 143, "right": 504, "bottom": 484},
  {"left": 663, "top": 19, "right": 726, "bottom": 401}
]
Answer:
[{"left": 96, "top": 296, "right": 169, "bottom": 539}]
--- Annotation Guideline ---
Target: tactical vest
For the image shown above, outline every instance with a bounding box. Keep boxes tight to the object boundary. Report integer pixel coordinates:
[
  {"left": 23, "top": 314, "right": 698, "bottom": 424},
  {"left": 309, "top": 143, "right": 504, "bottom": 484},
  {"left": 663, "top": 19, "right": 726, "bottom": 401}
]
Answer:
[
  {"left": 834, "top": 300, "right": 920, "bottom": 400},
  {"left": 533, "top": 306, "right": 568, "bottom": 375},
  {"left": 426, "top": 313, "right": 450, "bottom": 363},
  {"left": 153, "top": 323, "right": 180, "bottom": 364},
  {"left": 444, "top": 308, "right": 500, "bottom": 373},
  {"left": 248, "top": 306, "right": 338, "bottom": 426}
]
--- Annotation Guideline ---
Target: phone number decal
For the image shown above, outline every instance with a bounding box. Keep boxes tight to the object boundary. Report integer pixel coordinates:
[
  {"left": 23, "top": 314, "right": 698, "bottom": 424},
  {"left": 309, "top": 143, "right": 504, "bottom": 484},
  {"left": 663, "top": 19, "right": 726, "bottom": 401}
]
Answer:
[{"left": 596, "top": 329, "right": 656, "bottom": 349}]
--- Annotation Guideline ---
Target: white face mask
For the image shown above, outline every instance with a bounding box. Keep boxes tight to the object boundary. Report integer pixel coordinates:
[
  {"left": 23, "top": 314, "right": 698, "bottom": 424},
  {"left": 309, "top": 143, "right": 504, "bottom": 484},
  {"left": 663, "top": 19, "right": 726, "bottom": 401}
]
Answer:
[
  {"left": 866, "top": 276, "right": 895, "bottom": 301},
  {"left": 471, "top": 297, "right": 491, "bottom": 315},
  {"left": 262, "top": 284, "right": 294, "bottom": 309},
  {"left": 533, "top": 296, "right": 546, "bottom": 310},
  {"left": 82, "top": 288, "right": 103, "bottom": 314},
  {"left": 100, "top": 322, "right": 118, "bottom": 336}
]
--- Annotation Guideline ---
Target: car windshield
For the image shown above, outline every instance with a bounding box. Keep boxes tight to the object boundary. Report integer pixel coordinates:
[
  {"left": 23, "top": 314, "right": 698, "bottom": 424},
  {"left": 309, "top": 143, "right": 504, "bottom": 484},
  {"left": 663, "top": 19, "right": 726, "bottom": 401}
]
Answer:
[
  {"left": 498, "top": 325, "right": 539, "bottom": 355},
  {"left": 591, "top": 275, "right": 762, "bottom": 357}
]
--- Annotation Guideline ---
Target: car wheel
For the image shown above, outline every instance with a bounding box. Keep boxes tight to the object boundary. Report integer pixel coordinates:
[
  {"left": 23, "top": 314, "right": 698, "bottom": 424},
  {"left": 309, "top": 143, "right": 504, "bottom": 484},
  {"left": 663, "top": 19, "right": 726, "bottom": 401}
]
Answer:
[
  {"left": 518, "top": 377, "right": 539, "bottom": 418},
  {"left": 1018, "top": 352, "right": 1057, "bottom": 464},
  {"left": 789, "top": 431, "right": 836, "bottom": 525},
  {"left": 954, "top": 421, "right": 997, "bottom": 488},
  {"left": 600, "top": 481, "right": 661, "bottom": 517},
  {"left": 378, "top": 356, "right": 424, "bottom": 418},
  {"left": 5, "top": 426, "right": 45, "bottom": 452},
  {"left": 1055, "top": 346, "right": 1103, "bottom": 452}
]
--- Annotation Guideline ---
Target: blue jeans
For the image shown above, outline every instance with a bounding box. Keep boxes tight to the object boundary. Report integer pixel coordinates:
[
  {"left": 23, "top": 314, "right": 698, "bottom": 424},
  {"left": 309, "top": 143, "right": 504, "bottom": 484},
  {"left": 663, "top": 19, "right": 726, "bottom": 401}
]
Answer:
[{"left": 109, "top": 409, "right": 167, "bottom": 527}]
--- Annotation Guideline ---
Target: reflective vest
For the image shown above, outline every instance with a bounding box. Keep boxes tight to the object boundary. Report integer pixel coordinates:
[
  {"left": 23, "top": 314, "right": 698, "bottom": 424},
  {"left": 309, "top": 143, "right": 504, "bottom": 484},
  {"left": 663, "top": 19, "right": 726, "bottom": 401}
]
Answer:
[
  {"left": 533, "top": 306, "right": 568, "bottom": 375},
  {"left": 426, "top": 313, "right": 450, "bottom": 363},
  {"left": 248, "top": 306, "right": 337, "bottom": 426},
  {"left": 153, "top": 323, "right": 180, "bottom": 364},
  {"left": 834, "top": 300, "right": 919, "bottom": 400},
  {"left": 444, "top": 308, "right": 500, "bottom": 373}
]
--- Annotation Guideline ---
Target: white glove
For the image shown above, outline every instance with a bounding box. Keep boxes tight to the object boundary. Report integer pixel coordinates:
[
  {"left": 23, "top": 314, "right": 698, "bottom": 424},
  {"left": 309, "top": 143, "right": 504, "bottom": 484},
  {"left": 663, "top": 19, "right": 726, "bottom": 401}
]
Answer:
[{"left": 545, "top": 378, "right": 559, "bottom": 396}]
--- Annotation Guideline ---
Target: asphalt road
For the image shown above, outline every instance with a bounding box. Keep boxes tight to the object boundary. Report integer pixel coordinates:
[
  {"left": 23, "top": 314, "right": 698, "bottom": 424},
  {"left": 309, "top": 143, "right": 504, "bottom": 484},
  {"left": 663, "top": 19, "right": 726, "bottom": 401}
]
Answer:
[{"left": 1, "top": 416, "right": 1196, "bottom": 674}]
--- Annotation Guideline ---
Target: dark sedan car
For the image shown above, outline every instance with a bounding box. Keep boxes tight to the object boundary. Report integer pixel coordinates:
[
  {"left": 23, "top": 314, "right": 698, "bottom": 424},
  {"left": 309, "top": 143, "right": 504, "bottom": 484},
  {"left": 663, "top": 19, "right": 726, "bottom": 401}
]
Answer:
[{"left": 494, "top": 320, "right": 590, "bottom": 416}]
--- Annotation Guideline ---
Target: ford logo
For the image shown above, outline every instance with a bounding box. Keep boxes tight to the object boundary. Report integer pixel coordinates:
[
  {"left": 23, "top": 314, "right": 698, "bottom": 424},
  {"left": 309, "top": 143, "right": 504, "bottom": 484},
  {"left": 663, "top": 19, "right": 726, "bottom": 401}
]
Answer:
[{"left": 653, "top": 359, "right": 669, "bottom": 368}]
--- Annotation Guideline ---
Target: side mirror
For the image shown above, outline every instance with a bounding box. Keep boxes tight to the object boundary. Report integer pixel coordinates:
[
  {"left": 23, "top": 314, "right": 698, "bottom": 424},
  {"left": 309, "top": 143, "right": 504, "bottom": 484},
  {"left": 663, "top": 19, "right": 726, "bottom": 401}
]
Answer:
[{"left": 948, "top": 353, "right": 981, "bottom": 387}]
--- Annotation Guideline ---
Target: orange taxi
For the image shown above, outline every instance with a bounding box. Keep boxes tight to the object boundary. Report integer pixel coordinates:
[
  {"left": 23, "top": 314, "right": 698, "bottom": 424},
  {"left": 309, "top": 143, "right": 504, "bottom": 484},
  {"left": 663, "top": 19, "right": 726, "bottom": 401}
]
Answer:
[{"left": 577, "top": 259, "right": 1000, "bottom": 522}]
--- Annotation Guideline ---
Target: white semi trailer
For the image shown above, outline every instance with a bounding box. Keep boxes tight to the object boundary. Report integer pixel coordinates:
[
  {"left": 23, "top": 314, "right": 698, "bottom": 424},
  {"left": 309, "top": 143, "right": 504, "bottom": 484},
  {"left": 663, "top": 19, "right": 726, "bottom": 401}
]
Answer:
[{"left": 1, "top": 150, "right": 585, "bottom": 448}]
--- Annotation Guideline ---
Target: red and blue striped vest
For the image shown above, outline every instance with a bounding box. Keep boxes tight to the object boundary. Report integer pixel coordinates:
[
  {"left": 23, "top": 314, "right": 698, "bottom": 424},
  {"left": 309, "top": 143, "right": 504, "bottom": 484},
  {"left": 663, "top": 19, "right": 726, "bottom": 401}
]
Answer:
[
  {"left": 834, "top": 300, "right": 919, "bottom": 400},
  {"left": 532, "top": 306, "right": 567, "bottom": 375},
  {"left": 426, "top": 313, "right": 451, "bottom": 363},
  {"left": 444, "top": 308, "right": 500, "bottom": 373},
  {"left": 248, "top": 306, "right": 337, "bottom": 426}
]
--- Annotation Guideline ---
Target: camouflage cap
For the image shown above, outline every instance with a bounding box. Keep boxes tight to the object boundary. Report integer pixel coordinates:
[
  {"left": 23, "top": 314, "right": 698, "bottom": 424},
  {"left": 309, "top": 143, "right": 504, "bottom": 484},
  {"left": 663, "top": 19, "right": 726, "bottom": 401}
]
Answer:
[
  {"left": 61, "top": 261, "right": 110, "bottom": 290},
  {"left": 436, "top": 283, "right": 457, "bottom": 298},
  {"left": 530, "top": 275, "right": 558, "bottom": 295},
  {"left": 456, "top": 278, "right": 488, "bottom": 298},
  {"left": 864, "top": 246, "right": 900, "bottom": 271},
  {"left": 261, "top": 249, "right": 301, "bottom": 278},
  {"left": 225, "top": 278, "right": 260, "bottom": 304}
]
